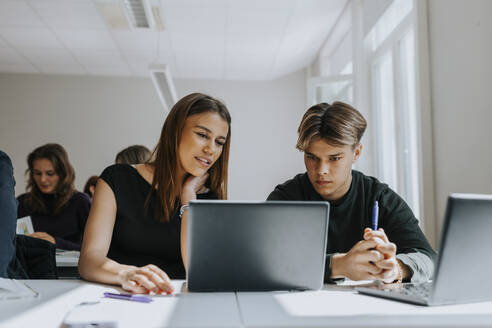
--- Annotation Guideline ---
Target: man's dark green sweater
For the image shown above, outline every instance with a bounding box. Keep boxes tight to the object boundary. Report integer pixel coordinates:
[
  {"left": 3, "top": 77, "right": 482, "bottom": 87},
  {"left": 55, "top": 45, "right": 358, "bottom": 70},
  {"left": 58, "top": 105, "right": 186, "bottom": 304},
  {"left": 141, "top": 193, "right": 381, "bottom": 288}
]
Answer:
[{"left": 267, "top": 170, "right": 436, "bottom": 283}]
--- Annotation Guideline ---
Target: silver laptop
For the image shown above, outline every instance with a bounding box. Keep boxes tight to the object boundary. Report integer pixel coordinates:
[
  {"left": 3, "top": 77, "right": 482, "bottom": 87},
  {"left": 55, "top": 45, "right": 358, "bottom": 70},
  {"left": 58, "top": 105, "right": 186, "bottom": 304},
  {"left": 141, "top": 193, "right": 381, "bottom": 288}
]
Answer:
[
  {"left": 186, "top": 200, "right": 329, "bottom": 292},
  {"left": 357, "top": 193, "right": 492, "bottom": 306}
]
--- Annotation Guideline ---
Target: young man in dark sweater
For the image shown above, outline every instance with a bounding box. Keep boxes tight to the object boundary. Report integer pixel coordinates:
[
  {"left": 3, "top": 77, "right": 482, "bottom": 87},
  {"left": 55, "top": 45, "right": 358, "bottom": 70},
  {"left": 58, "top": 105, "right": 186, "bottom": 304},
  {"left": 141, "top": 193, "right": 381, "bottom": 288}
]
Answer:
[{"left": 268, "top": 102, "right": 436, "bottom": 283}]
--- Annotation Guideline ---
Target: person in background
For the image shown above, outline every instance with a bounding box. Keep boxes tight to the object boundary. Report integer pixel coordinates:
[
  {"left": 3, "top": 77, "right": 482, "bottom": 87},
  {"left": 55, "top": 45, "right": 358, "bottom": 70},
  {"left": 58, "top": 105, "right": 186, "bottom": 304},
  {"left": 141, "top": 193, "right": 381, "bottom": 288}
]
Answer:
[
  {"left": 268, "top": 102, "right": 436, "bottom": 284},
  {"left": 79, "top": 93, "right": 231, "bottom": 295},
  {"left": 17, "top": 143, "right": 91, "bottom": 251},
  {"left": 84, "top": 175, "right": 98, "bottom": 199},
  {"left": 0, "top": 151, "right": 17, "bottom": 278},
  {"left": 115, "top": 145, "right": 151, "bottom": 165}
]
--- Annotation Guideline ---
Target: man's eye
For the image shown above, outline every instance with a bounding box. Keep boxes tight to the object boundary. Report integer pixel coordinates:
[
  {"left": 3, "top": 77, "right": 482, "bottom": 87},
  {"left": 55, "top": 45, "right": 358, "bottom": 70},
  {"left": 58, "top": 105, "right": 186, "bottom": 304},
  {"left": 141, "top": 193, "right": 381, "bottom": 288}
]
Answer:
[{"left": 331, "top": 157, "right": 342, "bottom": 161}]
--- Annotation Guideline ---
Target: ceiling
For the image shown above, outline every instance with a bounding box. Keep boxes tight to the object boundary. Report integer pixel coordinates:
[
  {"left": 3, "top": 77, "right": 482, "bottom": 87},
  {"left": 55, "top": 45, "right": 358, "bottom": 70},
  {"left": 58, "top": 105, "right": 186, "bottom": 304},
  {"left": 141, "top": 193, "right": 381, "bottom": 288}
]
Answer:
[{"left": 0, "top": 0, "right": 347, "bottom": 80}]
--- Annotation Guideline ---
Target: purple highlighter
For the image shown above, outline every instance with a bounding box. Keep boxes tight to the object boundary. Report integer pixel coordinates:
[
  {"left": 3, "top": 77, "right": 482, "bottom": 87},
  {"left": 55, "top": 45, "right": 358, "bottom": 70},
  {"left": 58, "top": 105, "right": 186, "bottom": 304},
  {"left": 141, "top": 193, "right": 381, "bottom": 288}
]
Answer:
[{"left": 103, "top": 292, "right": 153, "bottom": 303}]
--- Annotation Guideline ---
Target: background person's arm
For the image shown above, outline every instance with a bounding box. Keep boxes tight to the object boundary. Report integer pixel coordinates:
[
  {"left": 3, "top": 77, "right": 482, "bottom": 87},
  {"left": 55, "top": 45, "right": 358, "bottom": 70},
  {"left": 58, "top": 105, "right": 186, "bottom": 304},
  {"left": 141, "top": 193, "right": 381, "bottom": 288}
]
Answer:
[
  {"left": 79, "top": 179, "right": 173, "bottom": 294},
  {"left": 0, "top": 151, "right": 17, "bottom": 278}
]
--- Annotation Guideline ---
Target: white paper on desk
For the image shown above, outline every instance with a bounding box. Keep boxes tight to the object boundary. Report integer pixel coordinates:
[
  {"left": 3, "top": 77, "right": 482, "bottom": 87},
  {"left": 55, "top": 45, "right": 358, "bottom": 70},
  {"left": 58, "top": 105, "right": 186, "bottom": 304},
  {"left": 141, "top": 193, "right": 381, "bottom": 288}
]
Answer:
[
  {"left": 0, "top": 278, "right": 39, "bottom": 300},
  {"left": 16, "top": 216, "right": 34, "bottom": 235}
]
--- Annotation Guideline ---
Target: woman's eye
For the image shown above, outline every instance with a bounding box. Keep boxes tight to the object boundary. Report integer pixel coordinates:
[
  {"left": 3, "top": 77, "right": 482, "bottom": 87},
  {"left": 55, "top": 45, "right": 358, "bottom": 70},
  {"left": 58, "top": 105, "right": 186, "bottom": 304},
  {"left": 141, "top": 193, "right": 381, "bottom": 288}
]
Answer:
[
  {"left": 216, "top": 140, "right": 224, "bottom": 146},
  {"left": 196, "top": 132, "right": 208, "bottom": 139},
  {"left": 331, "top": 157, "right": 342, "bottom": 161}
]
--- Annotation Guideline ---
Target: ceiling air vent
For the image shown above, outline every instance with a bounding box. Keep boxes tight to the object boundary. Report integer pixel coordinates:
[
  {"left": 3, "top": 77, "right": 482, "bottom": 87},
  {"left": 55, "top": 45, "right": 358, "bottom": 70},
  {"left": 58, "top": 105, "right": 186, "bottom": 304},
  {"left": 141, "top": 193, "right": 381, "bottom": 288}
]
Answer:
[{"left": 122, "top": 0, "right": 154, "bottom": 28}]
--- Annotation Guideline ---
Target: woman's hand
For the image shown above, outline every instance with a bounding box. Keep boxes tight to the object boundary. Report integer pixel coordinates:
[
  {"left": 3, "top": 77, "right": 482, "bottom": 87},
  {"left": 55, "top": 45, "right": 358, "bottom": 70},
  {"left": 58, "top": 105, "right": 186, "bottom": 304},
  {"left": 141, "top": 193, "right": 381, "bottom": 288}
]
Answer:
[
  {"left": 28, "top": 232, "right": 55, "bottom": 244},
  {"left": 117, "top": 264, "right": 174, "bottom": 294},
  {"left": 363, "top": 228, "right": 400, "bottom": 283},
  {"left": 181, "top": 173, "right": 209, "bottom": 205}
]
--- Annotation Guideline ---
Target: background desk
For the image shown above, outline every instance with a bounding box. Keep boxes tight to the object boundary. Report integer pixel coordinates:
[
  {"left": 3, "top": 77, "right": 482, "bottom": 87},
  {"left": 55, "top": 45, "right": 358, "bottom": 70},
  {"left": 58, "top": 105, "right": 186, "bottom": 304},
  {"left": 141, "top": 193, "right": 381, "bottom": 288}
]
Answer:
[
  {"left": 1, "top": 280, "right": 492, "bottom": 328},
  {"left": 55, "top": 250, "right": 80, "bottom": 279}
]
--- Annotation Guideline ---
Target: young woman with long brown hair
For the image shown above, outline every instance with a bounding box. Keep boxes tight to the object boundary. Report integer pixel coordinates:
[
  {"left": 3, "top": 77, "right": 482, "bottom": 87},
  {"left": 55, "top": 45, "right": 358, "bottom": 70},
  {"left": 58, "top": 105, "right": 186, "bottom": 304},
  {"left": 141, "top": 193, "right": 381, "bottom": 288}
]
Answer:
[
  {"left": 79, "top": 93, "right": 231, "bottom": 294},
  {"left": 17, "top": 143, "right": 91, "bottom": 250}
]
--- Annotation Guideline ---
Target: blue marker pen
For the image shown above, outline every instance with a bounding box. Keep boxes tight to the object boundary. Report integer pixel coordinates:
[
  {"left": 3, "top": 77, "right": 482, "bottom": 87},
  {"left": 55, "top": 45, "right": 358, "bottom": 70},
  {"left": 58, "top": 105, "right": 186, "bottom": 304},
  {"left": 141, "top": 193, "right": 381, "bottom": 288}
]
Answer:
[{"left": 372, "top": 201, "right": 379, "bottom": 230}]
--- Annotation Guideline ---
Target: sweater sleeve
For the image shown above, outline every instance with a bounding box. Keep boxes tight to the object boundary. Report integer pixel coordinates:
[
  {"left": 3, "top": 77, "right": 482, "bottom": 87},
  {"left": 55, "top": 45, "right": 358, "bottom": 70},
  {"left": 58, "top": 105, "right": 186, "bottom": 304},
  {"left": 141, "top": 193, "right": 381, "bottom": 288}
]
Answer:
[
  {"left": 379, "top": 188, "right": 437, "bottom": 282},
  {"left": 0, "top": 151, "right": 17, "bottom": 278}
]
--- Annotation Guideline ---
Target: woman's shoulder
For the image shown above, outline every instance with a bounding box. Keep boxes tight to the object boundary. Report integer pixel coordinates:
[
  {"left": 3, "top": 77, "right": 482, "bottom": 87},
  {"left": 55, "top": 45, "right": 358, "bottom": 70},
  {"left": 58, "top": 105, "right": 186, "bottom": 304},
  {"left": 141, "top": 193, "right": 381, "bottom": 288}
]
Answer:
[
  {"left": 100, "top": 163, "right": 136, "bottom": 177},
  {"left": 70, "top": 191, "right": 91, "bottom": 204}
]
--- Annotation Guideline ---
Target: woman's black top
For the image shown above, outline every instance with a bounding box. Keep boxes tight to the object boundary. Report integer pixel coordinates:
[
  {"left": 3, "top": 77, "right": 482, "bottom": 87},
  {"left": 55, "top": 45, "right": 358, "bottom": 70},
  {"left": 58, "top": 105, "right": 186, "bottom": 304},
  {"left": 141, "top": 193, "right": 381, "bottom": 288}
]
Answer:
[
  {"left": 100, "top": 164, "right": 217, "bottom": 279},
  {"left": 17, "top": 191, "right": 91, "bottom": 251}
]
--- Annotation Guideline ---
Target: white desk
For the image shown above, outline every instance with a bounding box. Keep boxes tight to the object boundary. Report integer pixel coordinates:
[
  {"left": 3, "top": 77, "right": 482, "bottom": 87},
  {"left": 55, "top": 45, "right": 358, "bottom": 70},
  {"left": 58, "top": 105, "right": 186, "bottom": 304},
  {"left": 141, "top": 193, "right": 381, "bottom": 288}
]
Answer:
[{"left": 1, "top": 280, "right": 492, "bottom": 328}]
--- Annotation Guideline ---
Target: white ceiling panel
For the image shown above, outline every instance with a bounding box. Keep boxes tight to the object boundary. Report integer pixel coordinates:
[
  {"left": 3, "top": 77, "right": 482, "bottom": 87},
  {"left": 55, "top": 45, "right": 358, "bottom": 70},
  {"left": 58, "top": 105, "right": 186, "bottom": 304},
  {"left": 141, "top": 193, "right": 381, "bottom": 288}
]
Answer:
[
  {"left": 18, "top": 48, "right": 79, "bottom": 66},
  {"left": 178, "top": 66, "right": 224, "bottom": 80},
  {"left": 158, "top": 32, "right": 173, "bottom": 56},
  {"left": 160, "top": 0, "right": 226, "bottom": 8},
  {"left": 0, "top": 63, "right": 39, "bottom": 73},
  {"left": 0, "top": 37, "right": 8, "bottom": 48},
  {"left": 55, "top": 29, "right": 118, "bottom": 51},
  {"left": 0, "top": 0, "right": 347, "bottom": 80},
  {"left": 225, "top": 69, "right": 269, "bottom": 81},
  {"left": 29, "top": 1, "right": 107, "bottom": 29},
  {"left": 71, "top": 50, "right": 125, "bottom": 67},
  {"left": 0, "top": 27, "right": 62, "bottom": 48},
  {"left": 0, "top": 1, "right": 44, "bottom": 27},
  {"left": 0, "top": 48, "right": 30, "bottom": 64},
  {"left": 111, "top": 30, "right": 158, "bottom": 52},
  {"left": 85, "top": 65, "right": 132, "bottom": 76},
  {"left": 175, "top": 50, "right": 223, "bottom": 75},
  {"left": 164, "top": 6, "right": 226, "bottom": 34},
  {"left": 229, "top": 0, "right": 295, "bottom": 10},
  {"left": 123, "top": 51, "right": 158, "bottom": 62},
  {"left": 37, "top": 64, "right": 86, "bottom": 75}
]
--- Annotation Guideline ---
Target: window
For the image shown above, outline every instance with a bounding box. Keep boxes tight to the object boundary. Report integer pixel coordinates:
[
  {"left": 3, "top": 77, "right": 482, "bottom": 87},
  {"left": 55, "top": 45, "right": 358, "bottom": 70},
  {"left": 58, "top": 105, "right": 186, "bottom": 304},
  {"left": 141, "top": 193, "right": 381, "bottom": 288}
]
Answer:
[{"left": 367, "top": 0, "right": 420, "bottom": 215}]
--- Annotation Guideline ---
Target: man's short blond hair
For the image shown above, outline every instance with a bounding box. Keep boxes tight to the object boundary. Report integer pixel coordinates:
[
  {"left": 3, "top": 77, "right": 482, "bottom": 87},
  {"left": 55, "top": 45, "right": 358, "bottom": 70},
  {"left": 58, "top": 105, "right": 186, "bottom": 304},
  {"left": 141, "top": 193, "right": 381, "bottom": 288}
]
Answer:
[{"left": 296, "top": 102, "right": 367, "bottom": 151}]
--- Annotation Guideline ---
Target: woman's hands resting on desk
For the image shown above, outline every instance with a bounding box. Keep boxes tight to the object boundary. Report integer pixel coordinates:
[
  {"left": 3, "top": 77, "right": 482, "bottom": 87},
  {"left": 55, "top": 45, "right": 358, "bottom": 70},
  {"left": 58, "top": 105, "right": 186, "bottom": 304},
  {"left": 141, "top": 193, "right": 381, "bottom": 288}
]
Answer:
[
  {"left": 117, "top": 264, "right": 173, "bottom": 294},
  {"left": 331, "top": 228, "right": 409, "bottom": 283}
]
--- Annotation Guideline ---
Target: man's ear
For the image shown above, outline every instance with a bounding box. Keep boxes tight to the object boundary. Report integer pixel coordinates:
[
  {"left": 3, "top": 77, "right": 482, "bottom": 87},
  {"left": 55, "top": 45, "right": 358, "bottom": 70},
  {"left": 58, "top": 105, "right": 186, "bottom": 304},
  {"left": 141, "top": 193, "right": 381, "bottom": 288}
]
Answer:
[{"left": 353, "top": 143, "right": 362, "bottom": 162}]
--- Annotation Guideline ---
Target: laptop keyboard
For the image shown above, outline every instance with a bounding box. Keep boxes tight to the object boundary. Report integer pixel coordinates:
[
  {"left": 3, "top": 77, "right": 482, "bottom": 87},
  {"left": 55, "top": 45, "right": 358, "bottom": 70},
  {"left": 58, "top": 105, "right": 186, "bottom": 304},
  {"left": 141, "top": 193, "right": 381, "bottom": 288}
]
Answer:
[{"left": 378, "top": 282, "right": 432, "bottom": 300}]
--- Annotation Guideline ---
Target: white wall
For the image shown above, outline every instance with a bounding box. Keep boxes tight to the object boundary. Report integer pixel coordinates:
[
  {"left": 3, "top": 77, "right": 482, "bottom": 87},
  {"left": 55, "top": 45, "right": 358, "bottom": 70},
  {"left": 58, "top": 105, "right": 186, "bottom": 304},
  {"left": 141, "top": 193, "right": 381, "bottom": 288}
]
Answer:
[
  {"left": 428, "top": 0, "right": 492, "bottom": 237},
  {"left": 174, "top": 72, "right": 306, "bottom": 200},
  {"left": 0, "top": 70, "right": 306, "bottom": 201}
]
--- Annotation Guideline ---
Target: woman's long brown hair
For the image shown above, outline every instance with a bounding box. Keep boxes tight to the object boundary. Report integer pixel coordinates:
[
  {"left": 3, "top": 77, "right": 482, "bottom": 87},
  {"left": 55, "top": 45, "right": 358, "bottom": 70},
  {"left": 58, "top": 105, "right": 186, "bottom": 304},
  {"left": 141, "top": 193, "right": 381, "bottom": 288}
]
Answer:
[
  {"left": 25, "top": 143, "right": 76, "bottom": 215},
  {"left": 147, "top": 93, "right": 231, "bottom": 222}
]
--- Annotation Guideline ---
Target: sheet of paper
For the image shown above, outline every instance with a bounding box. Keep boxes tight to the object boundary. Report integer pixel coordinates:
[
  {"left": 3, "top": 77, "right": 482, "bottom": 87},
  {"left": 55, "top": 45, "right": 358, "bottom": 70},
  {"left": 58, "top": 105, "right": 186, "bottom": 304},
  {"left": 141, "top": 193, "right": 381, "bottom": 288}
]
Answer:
[
  {"left": 16, "top": 216, "right": 34, "bottom": 235},
  {"left": 0, "top": 278, "right": 38, "bottom": 300}
]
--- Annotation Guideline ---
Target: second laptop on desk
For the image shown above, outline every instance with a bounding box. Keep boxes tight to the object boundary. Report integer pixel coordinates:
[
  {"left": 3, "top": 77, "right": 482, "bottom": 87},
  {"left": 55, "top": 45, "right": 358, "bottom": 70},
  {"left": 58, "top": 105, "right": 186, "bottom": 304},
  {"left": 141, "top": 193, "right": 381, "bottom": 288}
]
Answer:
[
  {"left": 357, "top": 193, "right": 492, "bottom": 306},
  {"left": 186, "top": 200, "right": 329, "bottom": 292}
]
